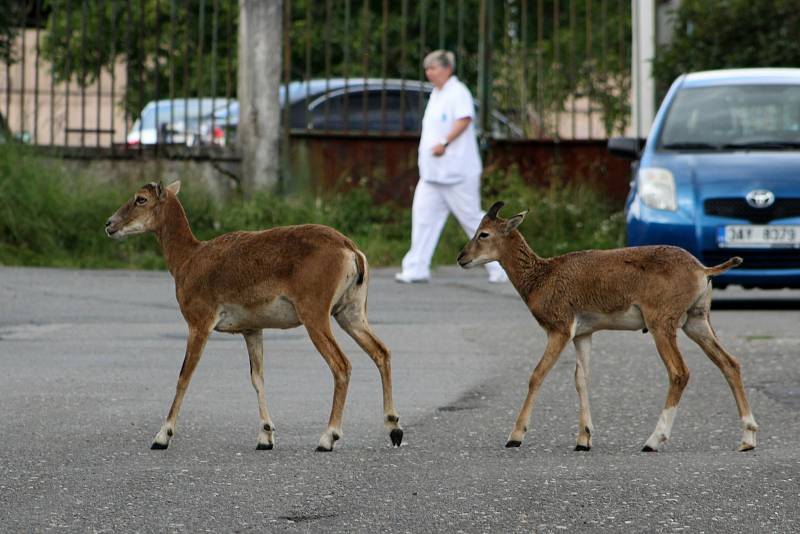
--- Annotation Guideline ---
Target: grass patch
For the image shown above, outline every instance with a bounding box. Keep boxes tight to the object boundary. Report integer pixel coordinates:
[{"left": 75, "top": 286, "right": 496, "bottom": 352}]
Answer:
[{"left": 0, "top": 145, "right": 624, "bottom": 269}]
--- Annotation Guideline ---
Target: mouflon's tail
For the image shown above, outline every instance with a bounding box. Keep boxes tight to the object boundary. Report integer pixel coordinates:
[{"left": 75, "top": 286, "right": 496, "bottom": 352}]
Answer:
[
  {"left": 704, "top": 256, "right": 743, "bottom": 277},
  {"left": 355, "top": 251, "right": 366, "bottom": 285}
]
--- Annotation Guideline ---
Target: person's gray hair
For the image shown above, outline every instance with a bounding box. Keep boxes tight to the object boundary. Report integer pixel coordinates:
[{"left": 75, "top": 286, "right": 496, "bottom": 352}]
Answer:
[{"left": 423, "top": 50, "right": 455, "bottom": 70}]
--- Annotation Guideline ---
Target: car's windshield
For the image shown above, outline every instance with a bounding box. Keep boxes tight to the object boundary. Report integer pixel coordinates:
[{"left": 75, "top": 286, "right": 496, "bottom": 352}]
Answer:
[{"left": 659, "top": 84, "right": 800, "bottom": 150}]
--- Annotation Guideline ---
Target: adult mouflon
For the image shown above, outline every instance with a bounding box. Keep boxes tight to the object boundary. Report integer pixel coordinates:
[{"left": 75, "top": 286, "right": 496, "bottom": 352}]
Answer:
[{"left": 106, "top": 181, "right": 402, "bottom": 451}]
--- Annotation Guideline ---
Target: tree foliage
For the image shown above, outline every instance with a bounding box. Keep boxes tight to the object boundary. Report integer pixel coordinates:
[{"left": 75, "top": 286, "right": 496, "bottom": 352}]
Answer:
[
  {"left": 0, "top": 0, "right": 26, "bottom": 63},
  {"left": 652, "top": 0, "right": 800, "bottom": 98},
  {"left": 41, "top": 0, "right": 239, "bottom": 117},
  {"left": 487, "top": 0, "right": 631, "bottom": 136},
  {"left": 286, "top": 0, "right": 631, "bottom": 137},
  {"left": 38, "top": 0, "right": 631, "bottom": 135}
]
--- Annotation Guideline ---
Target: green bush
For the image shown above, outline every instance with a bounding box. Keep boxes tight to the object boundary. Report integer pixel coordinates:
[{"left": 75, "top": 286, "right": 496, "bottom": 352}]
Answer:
[
  {"left": 0, "top": 145, "right": 624, "bottom": 269},
  {"left": 652, "top": 0, "right": 800, "bottom": 98},
  {"left": 0, "top": 146, "right": 155, "bottom": 267},
  {"left": 480, "top": 166, "right": 625, "bottom": 257}
]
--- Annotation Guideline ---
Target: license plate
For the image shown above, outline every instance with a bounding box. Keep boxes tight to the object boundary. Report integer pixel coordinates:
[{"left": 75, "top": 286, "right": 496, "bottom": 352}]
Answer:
[{"left": 717, "top": 225, "right": 800, "bottom": 248}]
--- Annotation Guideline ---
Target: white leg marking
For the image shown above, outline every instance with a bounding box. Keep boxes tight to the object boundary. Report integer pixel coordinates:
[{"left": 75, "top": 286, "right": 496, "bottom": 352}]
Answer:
[
  {"left": 256, "top": 422, "right": 275, "bottom": 450},
  {"left": 317, "top": 427, "right": 342, "bottom": 452},
  {"left": 740, "top": 413, "right": 758, "bottom": 451},
  {"left": 152, "top": 422, "right": 175, "bottom": 449},
  {"left": 573, "top": 335, "right": 593, "bottom": 450},
  {"left": 644, "top": 406, "right": 677, "bottom": 451}
]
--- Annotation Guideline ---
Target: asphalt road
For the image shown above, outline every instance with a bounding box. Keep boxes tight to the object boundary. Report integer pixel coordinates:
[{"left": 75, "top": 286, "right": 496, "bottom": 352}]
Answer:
[{"left": 1, "top": 265, "right": 799, "bottom": 532}]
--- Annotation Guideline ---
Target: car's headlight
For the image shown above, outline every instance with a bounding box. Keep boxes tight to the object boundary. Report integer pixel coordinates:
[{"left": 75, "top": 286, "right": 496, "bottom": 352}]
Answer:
[{"left": 638, "top": 167, "right": 677, "bottom": 211}]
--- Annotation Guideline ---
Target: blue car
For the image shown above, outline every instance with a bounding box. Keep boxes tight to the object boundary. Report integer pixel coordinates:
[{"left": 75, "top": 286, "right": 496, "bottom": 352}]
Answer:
[{"left": 610, "top": 68, "right": 800, "bottom": 289}]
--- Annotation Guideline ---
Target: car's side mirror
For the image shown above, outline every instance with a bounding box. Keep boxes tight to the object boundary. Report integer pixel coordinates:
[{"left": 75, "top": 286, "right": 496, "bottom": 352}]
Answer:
[{"left": 608, "top": 137, "right": 645, "bottom": 159}]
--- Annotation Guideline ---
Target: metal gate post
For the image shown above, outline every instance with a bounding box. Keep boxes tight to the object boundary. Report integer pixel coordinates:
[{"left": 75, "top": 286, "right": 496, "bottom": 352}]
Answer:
[{"left": 477, "top": 0, "right": 493, "bottom": 152}]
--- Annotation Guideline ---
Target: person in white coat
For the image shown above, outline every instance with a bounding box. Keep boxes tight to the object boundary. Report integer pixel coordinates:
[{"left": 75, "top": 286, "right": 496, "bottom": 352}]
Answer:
[{"left": 395, "top": 50, "right": 508, "bottom": 284}]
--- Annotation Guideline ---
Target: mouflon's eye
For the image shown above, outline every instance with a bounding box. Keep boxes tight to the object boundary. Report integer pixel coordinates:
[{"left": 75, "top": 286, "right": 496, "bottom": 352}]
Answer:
[
  {"left": 478, "top": 232, "right": 490, "bottom": 239},
  {"left": 135, "top": 196, "right": 147, "bottom": 205}
]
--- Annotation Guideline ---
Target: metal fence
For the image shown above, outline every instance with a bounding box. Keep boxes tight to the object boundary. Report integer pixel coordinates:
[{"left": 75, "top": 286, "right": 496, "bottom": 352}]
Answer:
[{"left": 0, "top": 0, "right": 631, "bottom": 153}]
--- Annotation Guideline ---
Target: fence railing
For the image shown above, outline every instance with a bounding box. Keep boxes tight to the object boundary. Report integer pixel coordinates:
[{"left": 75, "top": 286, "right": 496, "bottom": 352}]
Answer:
[{"left": 0, "top": 0, "right": 631, "bottom": 154}]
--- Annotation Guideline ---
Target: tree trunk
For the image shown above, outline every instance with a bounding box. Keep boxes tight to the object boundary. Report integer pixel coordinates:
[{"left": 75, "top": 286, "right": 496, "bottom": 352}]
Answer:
[{"left": 238, "top": 0, "right": 282, "bottom": 195}]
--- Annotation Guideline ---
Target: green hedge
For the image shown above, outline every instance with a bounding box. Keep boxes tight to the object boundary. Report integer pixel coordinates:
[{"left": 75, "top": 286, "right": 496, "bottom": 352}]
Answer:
[{"left": 0, "top": 145, "right": 624, "bottom": 269}]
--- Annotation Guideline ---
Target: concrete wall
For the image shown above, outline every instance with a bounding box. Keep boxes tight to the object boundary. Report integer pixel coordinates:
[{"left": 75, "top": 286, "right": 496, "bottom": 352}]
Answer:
[{"left": 54, "top": 154, "right": 241, "bottom": 200}]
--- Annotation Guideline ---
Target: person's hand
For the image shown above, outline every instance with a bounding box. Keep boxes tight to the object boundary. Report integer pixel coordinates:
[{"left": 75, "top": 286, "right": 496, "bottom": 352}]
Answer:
[{"left": 431, "top": 143, "right": 446, "bottom": 157}]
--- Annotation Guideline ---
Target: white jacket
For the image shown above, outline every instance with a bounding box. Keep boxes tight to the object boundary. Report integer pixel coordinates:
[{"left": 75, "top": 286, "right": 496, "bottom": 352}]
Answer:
[{"left": 418, "top": 76, "right": 482, "bottom": 184}]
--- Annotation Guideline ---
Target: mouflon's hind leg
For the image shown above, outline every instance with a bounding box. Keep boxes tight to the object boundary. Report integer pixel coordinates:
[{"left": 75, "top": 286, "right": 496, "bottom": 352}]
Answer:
[
  {"left": 335, "top": 305, "right": 403, "bottom": 447},
  {"left": 302, "top": 316, "right": 352, "bottom": 452},
  {"left": 642, "top": 329, "right": 689, "bottom": 452},
  {"left": 683, "top": 313, "right": 757, "bottom": 451}
]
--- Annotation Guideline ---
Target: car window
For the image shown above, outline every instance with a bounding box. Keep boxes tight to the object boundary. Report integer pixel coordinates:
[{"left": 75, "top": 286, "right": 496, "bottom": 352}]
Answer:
[
  {"left": 486, "top": 111, "right": 521, "bottom": 138},
  {"left": 305, "top": 89, "right": 425, "bottom": 132},
  {"left": 134, "top": 100, "right": 233, "bottom": 131},
  {"left": 136, "top": 103, "right": 186, "bottom": 131},
  {"left": 659, "top": 85, "right": 800, "bottom": 149}
]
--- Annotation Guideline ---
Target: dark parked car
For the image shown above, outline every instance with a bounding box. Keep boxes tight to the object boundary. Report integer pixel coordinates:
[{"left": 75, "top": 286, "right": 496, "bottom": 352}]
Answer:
[{"left": 206, "top": 78, "right": 524, "bottom": 145}]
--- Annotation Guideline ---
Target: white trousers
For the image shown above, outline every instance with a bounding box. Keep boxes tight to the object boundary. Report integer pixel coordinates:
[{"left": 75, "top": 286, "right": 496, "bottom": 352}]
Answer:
[{"left": 400, "top": 175, "right": 505, "bottom": 279}]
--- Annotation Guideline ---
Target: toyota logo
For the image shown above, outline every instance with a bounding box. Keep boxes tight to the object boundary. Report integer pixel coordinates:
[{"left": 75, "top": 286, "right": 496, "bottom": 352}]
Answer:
[{"left": 745, "top": 189, "right": 775, "bottom": 209}]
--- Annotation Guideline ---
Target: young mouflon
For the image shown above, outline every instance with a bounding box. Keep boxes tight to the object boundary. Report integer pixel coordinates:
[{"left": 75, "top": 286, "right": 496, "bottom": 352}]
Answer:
[
  {"left": 457, "top": 201, "right": 757, "bottom": 452},
  {"left": 106, "top": 181, "right": 402, "bottom": 451}
]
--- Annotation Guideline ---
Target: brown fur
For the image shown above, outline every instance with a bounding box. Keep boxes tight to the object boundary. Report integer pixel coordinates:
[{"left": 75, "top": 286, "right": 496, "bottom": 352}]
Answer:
[
  {"left": 458, "top": 201, "right": 757, "bottom": 452},
  {"left": 105, "top": 181, "right": 401, "bottom": 451}
]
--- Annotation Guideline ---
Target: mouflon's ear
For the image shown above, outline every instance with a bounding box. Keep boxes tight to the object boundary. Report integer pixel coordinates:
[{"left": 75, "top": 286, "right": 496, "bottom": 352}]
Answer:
[
  {"left": 503, "top": 210, "right": 528, "bottom": 234},
  {"left": 166, "top": 180, "right": 181, "bottom": 196}
]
